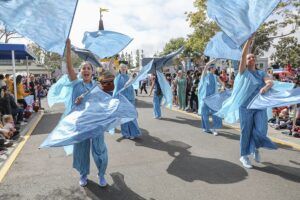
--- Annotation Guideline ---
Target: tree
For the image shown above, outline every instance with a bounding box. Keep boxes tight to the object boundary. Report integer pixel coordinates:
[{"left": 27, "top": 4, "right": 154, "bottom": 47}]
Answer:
[
  {"left": 186, "top": 0, "right": 299, "bottom": 57},
  {"left": 28, "top": 43, "right": 82, "bottom": 71},
  {"left": 252, "top": 0, "right": 300, "bottom": 55},
  {"left": 185, "top": 0, "right": 219, "bottom": 57},
  {"left": 271, "top": 36, "right": 300, "bottom": 67},
  {"left": 160, "top": 37, "right": 186, "bottom": 56},
  {"left": 0, "top": 25, "right": 23, "bottom": 43}
]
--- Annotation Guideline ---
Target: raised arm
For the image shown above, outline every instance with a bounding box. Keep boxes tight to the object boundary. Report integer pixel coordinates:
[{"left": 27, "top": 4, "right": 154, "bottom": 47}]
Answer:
[
  {"left": 239, "top": 37, "right": 254, "bottom": 74},
  {"left": 200, "top": 59, "right": 216, "bottom": 81},
  {"left": 66, "top": 39, "right": 77, "bottom": 81}
]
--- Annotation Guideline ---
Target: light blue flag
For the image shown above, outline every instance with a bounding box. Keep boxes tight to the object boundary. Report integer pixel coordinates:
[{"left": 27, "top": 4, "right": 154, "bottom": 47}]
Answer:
[
  {"left": 47, "top": 74, "right": 73, "bottom": 117},
  {"left": 117, "top": 60, "right": 153, "bottom": 94},
  {"left": 203, "top": 90, "right": 232, "bottom": 112},
  {"left": 248, "top": 88, "right": 300, "bottom": 110},
  {"left": 40, "top": 86, "right": 137, "bottom": 148},
  {"left": 207, "top": 0, "right": 280, "bottom": 46},
  {"left": 82, "top": 30, "right": 133, "bottom": 59},
  {"left": 204, "top": 32, "right": 242, "bottom": 60},
  {"left": 0, "top": 0, "right": 78, "bottom": 55},
  {"left": 156, "top": 70, "right": 173, "bottom": 108},
  {"left": 272, "top": 81, "right": 295, "bottom": 91},
  {"left": 149, "top": 47, "right": 184, "bottom": 73}
]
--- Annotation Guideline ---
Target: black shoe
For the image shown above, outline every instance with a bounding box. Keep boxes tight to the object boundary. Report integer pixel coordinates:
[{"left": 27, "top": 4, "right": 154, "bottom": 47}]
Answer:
[{"left": 4, "top": 142, "right": 13, "bottom": 148}]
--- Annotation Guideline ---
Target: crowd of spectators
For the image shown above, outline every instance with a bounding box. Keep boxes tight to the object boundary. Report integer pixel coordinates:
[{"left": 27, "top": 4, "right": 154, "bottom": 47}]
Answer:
[{"left": 0, "top": 74, "right": 53, "bottom": 154}]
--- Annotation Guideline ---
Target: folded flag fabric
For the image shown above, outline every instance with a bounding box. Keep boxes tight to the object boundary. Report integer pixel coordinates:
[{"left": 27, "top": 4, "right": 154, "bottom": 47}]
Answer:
[
  {"left": 204, "top": 32, "right": 242, "bottom": 60},
  {"left": 247, "top": 88, "right": 300, "bottom": 110},
  {"left": 203, "top": 90, "right": 232, "bottom": 112},
  {"left": 0, "top": 0, "right": 78, "bottom": 55},
  {"left": 41, "top": 86, "right": 137, "bottom": 148},
  {"left": 156, "top": 70, "right": 173, "bottom": 108},
  {"left": 82, "top": 30, "right": 133, "bottom": 59},
  {"left": 207, "top": 0, "right": 280, "bottom": 47},
  {"left": 71, "top": 46, "right": 102, "bottom": 68}
]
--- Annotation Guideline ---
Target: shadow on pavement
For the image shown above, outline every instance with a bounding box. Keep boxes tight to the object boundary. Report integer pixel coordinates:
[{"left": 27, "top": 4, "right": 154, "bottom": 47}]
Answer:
[
  {"left": 254, "top": 162, "right": 300, "bottom": 183},
  {"left": 84, "top": 172, "right": 154, "bottom": 200},
  {"left": 136, "top": 99, "right": 153, "bottom": 109},
  {"left": 135, "top": 128, "right": 248, "bottom": 184},
  {"left": 32, "top": 113, "right": 62, "bottom": 135}
]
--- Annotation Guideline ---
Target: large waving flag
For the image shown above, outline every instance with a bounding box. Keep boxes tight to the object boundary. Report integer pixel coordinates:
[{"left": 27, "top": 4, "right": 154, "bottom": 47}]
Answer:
[
  {"left": 82, "top": 30, "right": 133, "bottom": 59},
  {"left": 248, "top": 88, "right": 300, "bottom": 110},
  {"left": 204, "top": 32, "right": 242, "bottom": 60},
  {"left": 203, "top": 90, "right": 232, "bottom": 112},
  {"left": 41, "top": 86, "right": 137, "bottom": 148},
  {"left": 0, "top": 0, "right": 78, "bottom": 55},
  {"left": 207, "top": 0, "right": 280, "bottom": 47}
]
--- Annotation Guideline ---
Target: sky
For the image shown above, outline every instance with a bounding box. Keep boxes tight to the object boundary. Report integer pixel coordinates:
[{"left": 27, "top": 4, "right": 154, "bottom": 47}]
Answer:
[{"left": 69, "top": 0, "right": 195, "bottom": 57}]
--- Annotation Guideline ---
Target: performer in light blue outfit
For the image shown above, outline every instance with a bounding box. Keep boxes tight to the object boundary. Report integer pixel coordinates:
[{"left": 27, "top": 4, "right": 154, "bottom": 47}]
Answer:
[
  {"left": 65, "top": 39, "right": 108, "bottom": 187},
  {"left": 149, "top": 73, "right": 163, "bottom": 119},
  {"left": 198, "top": 61, "right": 225, "bottom": 136},
  {"left": 113, "top": 64, "right": 141, "bottom": 139},
  {"left": 217, "top": 36, "right": 277, "bottom": 169}
]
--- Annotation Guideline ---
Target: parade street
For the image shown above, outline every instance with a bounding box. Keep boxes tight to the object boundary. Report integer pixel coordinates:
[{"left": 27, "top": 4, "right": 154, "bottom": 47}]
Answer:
[{"left": 0, "top": 95, "right": 299, "bottom": 200}]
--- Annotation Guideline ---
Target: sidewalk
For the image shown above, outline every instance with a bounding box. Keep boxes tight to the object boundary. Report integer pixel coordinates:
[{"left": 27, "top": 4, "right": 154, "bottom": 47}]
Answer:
[
  {"left": 170, "top": 107, "right": 300, "bottom": 151},
  {"left": 0, "top": 110, "right": 44, "bottom": 182}
]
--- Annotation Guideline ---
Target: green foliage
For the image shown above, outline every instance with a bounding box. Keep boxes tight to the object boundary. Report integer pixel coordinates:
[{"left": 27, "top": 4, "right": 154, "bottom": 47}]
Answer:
[
  {"left": 185, "top": 0, "right": 219, "bottom": 57},
  {"left": 160, "top": 37, "right": 185, "bottom": 56},
  {"left": 186, "top": 0, "right": 299, "bottom": 58},
  {"left": 271, "top": 37, "right": 300, "bottom": 67}
]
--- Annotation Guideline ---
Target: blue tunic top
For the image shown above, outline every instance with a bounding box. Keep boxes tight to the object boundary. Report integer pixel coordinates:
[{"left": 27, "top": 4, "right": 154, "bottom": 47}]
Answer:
[
  {"left": 241, "top": 70, "right": 266, "bottom": 108},
  {"left": 206, "top": 73, "right": 217, "bottom": 96},
  {"left": 72, "top": 80, "right": 94, "bottom": 108}
]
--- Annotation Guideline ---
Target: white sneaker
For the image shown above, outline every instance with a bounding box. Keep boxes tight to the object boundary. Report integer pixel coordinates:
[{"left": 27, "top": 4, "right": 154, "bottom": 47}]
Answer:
[
  {"left": 79, "top": 175, "right": 88, "bottom": 187},
  {"left": 212, "top": 130, "right": 218, "bottom": 136},
  {"left": 239, "top": 156, "right": 253, "bottom": 169},
  {"left": 253, "top": 150, "right": 261, "bottom": 163},
  {"left": 20, "top": 122, "right": 27, "bottom": 126}
]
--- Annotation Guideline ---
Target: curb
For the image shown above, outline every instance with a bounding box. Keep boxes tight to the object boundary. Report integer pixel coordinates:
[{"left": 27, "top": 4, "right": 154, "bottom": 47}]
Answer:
[
  {"left": 168, "top": 107, "right": 300, "bottom": 151},
  {"left": 0, "top": 110, "right": 44, "bottom": 183}
]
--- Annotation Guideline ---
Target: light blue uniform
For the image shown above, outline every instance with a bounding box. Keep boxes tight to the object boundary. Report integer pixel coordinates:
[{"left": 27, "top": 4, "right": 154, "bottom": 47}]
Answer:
[
  {"left": 199, "top": 73, "right": 222, "bottom": 132},
  {"left": 153, "top": 77, "right": 163, "bottom": 118},
  {"left": 72, "top": 80, "right": 108, "bottom": 177},
  {"left": 114, "top": 73, "right": 141, "bottom": 138},
  {"left": 239, "top": 70, "right": 276, "bottom": 156}
]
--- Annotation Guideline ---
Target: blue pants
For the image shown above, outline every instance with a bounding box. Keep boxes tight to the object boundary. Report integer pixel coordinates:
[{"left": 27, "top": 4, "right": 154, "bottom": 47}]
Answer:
[
  {"left": 153, "top": 94, "right": 163, "bottom": 118},
  {"left": 239, "top": 108, "right": 277, "bottom": 156},
  {"left": 121, "top": 100, "right": 141, "bottom": 137},
  {"left": 121, "top": 119, "right": 141, "bottom": 138},
  {"left": 201, "top": 104, "right": 222, "bottom": 132},
  {"left": 73, "top": 133, "right": 108, "bottom": 177}
]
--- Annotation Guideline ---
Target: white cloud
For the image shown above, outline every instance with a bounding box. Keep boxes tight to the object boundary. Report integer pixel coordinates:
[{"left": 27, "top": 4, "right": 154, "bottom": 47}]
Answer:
[{"left": 69, "top": 0, "right": 195, "bottom": 57}]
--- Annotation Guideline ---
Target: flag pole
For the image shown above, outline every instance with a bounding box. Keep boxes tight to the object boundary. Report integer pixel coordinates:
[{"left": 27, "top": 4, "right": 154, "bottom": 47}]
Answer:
[{"left": 63, "top": 0, "right": 79, "bottom": 57}]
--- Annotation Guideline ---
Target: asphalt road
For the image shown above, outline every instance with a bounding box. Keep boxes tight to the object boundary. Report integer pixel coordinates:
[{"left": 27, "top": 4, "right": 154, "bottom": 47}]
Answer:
[{"left": 0, "top": 95, "right": 299, "bottom": 200}]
